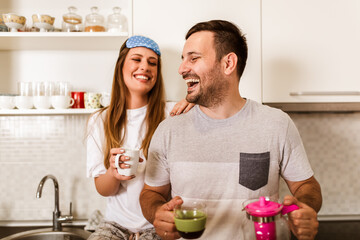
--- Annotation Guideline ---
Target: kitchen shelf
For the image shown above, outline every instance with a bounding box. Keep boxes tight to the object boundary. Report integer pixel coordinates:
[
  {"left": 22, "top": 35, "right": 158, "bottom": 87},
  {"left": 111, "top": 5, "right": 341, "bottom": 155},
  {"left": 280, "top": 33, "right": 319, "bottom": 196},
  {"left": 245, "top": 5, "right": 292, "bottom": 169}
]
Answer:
[
  {"left": 0, "top": 32, "right": 129, "bottom": 50},
  {"left": 0, "top": 108, "right": 99, "bottom": 115}
]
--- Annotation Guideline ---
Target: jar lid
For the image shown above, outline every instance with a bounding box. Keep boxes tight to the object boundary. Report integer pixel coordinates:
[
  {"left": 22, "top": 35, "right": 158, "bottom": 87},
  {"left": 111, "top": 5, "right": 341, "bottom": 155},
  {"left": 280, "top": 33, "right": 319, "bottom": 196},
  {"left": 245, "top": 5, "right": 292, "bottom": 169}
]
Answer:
[
  {"left": 108, "top": 7, "right": 121, "bottom": 24},
  {"left": 63, "top": 6, "right": 82, "bottom": 24},
  {"left": 85, "top": 6, "right": 104, "bottom": 25}
]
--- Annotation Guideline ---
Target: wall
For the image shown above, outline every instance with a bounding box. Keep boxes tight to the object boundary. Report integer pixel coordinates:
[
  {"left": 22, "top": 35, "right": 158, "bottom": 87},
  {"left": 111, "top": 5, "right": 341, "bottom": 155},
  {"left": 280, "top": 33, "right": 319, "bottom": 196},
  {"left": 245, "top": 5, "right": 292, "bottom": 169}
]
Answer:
[
  {"left": 0, "top": 50, "right": 117, "bottom": 95},
  {"left": 1, "top": 112, "right": 360, "bottom": 221}
]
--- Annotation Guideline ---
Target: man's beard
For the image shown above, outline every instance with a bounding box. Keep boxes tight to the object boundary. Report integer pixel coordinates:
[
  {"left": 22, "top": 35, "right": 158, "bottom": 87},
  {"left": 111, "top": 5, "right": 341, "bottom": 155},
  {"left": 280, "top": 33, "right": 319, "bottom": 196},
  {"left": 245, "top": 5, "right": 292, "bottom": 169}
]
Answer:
[{"left": 186, "top": 66, "right": 228, "bottom": 108}]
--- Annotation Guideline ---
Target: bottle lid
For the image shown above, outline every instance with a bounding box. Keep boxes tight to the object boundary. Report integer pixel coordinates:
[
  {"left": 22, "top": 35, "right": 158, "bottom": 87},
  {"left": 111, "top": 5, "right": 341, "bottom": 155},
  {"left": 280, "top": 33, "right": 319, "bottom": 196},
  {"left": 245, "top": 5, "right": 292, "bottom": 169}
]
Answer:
[{"left": 244, "top": 196, "right": 283, "bottom": 217}]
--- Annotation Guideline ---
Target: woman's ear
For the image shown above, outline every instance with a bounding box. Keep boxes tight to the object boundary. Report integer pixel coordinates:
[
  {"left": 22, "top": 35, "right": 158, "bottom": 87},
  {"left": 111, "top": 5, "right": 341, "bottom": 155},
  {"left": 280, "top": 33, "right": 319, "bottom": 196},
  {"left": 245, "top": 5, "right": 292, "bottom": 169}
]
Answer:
[{"left": 222, "top": 52, "right": 238, "bottom": 76}]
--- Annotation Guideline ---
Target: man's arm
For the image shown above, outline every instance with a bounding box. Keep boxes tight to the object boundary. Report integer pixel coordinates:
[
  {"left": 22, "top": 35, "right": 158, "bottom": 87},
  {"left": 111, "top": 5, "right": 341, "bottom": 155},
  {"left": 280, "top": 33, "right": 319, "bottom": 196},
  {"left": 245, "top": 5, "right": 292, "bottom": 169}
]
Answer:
[
  {"left": 284, "top": 176, "right": 322, "bottom": 240},
  {"left": 140, "top": 183, "right": 170, "bottom": 224},
  {"left": 140, "top": 184, "right": 183, "bottom": 240},
  {"left": 285, "top": 176, "right": 322, "bottom": 212}
]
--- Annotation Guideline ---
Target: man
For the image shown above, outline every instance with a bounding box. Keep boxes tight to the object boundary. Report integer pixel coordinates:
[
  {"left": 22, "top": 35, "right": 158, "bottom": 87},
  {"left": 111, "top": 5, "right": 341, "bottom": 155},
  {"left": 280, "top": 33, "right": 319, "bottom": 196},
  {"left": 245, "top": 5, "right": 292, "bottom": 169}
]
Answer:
[{"left": 140, "top": 20, "right": 322, "bottom": 240}]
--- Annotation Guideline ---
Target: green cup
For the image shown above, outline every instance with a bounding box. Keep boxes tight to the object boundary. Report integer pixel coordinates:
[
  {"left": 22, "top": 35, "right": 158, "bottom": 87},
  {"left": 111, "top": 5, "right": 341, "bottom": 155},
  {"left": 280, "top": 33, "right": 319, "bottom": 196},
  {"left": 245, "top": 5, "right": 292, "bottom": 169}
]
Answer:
[{"left": 174, "top": 202, "right": 207, "bottom": 239}]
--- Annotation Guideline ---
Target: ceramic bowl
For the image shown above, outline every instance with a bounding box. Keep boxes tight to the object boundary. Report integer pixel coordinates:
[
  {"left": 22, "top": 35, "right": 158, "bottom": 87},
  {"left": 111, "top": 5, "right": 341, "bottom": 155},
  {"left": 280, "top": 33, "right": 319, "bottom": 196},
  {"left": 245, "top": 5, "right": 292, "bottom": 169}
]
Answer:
[
  {"left": 0, "top": 14, "right": 8, "bottom": 32},
  {"left": 2, "top": 13, "right": 26, "bottom": 32},
  {"left": 32, "top": 14, "right": 55, "bottom": 32},
  {"left": 32, "top": 14, "right": 55, "bottom": 25}
]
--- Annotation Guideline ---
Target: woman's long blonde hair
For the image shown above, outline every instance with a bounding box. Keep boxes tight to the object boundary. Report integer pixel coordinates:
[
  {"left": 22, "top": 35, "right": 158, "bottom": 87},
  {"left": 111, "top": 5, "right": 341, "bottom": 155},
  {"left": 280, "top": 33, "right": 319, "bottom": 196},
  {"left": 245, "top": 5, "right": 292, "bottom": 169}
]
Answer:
[{"left": 99, "top": 41, "right": 166, "bottom": 168}]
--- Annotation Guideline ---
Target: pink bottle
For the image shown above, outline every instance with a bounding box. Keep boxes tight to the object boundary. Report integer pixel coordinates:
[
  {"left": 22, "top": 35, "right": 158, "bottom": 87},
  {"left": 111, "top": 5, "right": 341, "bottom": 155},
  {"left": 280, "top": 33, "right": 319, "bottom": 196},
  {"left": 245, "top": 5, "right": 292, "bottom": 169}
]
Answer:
[{"left": 244, "top": 196, "right": 299, "bottom": 240}]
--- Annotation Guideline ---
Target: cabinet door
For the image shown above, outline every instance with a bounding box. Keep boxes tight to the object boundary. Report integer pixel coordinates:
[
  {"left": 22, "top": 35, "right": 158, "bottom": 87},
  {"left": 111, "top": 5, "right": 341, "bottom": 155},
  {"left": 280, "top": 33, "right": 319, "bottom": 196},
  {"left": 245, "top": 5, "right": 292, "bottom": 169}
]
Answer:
[
  {"left": 262, "top": 0, "right": 360, "bottom": 103},
  {"left": 133, "top": 0, "right": 262, "bottom": 102}
]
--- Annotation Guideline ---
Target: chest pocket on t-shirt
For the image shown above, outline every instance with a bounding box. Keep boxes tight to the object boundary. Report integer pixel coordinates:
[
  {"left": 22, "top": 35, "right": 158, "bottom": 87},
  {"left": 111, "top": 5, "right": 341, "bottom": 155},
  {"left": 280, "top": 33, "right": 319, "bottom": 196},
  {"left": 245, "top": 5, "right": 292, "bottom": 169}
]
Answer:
[{"left": 239, "top": 152, "right": 270, "bottom": 191}]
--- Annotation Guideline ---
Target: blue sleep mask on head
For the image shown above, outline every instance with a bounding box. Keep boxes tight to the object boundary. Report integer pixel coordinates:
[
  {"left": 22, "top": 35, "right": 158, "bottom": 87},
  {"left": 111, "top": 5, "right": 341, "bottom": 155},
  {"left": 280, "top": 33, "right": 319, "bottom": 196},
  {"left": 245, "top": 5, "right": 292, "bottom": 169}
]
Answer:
[{"left": 126, "top": 35, "right": 161, "bottom": 56}]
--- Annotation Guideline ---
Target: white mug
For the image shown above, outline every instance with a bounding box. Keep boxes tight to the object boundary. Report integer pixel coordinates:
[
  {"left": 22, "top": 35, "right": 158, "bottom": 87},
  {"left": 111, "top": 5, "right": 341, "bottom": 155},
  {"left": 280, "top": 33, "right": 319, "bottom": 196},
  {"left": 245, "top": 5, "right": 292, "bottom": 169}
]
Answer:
[
  {"left": 15, "top": 96, "right": 34, "bottom": 109},
  {"left": 115, "top": 149, "right": 140, "bottom": 176},
  {"left": 0, "top": 96, "right": 16, "bottom": 109},
  {"left": 100, "top": 92, "right": 110, "bottom": 107},
  {"left": 33, "top": 96, "right": 52, "bottom": 109},
  {"left": 51, "top": 95, "right": 74, "bottom": 109}
]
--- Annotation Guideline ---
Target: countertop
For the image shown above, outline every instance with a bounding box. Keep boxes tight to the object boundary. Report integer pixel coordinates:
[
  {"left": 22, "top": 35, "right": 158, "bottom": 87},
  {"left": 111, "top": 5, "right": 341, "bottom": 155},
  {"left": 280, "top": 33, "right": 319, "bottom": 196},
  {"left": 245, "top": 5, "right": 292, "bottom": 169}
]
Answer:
[
  {"left": 291, "top": 220, "right": 360, "bottom": 240},
  {"left": 1, "top": 219, "right": 359, "bottom": 239}
]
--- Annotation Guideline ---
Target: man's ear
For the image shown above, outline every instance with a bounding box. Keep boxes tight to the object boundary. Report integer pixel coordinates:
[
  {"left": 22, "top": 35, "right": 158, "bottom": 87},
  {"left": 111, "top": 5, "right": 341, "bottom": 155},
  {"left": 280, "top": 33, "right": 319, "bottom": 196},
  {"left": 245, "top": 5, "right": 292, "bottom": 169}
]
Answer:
[{"left": 222, "top": 52, "right": 238, "bottom": 76}]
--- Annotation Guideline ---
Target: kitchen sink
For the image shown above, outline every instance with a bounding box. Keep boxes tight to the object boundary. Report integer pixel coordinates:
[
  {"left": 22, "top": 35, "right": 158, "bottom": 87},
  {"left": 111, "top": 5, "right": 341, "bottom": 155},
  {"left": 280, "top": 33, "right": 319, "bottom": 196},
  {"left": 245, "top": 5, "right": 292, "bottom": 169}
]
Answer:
[{"left": 0, "top": 227, "right": 91, "bottom": 240}]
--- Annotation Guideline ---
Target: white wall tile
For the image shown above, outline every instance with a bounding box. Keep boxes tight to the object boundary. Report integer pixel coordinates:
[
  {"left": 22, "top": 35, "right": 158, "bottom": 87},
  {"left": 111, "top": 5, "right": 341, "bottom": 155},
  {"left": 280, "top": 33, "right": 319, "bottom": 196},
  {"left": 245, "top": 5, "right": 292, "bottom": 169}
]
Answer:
[{"left": 0, "top": 115, "right": 106, "bottom": 221}]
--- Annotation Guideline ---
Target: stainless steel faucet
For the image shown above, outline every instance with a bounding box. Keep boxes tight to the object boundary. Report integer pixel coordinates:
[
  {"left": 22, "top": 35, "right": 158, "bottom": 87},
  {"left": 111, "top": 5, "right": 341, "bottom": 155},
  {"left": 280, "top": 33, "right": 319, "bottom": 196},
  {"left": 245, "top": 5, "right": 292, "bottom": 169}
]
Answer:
[{"left": 36, "top": 174, "right": 73, "bottom": 231}]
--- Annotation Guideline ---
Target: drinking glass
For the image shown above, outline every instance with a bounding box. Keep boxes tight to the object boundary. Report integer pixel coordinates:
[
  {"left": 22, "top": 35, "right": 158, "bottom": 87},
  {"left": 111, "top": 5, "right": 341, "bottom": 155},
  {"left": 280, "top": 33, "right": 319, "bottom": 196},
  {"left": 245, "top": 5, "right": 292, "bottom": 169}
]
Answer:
[
  {"left": 18, "top": 81, "right": 33, "bottom": 96},
  {"left": 54, "top": 82, "right": 71, "bottom": 96},
  {"left": 174, "top": 201, "right": 207, "bottom": 239},
  {"left": 34, "top": 82, "right": 53, "bottom": 97}
]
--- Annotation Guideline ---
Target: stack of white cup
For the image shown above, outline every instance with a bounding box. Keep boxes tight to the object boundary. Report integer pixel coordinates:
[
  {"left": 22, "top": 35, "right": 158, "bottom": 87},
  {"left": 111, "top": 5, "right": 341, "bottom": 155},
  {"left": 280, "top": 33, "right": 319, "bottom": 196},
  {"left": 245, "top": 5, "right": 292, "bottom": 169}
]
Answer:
[
  {"left": 33, "top": 82, "right": 53, "bottom": 109},
  {"left": 0, "top": 94, "right": 16, "bottom": 110},
  {"left": 14, "top": 81, "right": 75, "bottom": 110},
  {"left": 16, "top": 82, "right": 34, "bottom": 109},
  {"left": 51, "top": 82, "right": 74, "bottom": 109}
]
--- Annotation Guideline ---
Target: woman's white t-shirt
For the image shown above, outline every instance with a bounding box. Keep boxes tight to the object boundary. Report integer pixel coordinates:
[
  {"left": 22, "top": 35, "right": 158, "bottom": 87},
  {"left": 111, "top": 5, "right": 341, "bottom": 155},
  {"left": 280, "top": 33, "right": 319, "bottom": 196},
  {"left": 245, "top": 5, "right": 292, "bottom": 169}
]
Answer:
[{"left": 86, "top": 102, "right": 176, "bottom": 233}]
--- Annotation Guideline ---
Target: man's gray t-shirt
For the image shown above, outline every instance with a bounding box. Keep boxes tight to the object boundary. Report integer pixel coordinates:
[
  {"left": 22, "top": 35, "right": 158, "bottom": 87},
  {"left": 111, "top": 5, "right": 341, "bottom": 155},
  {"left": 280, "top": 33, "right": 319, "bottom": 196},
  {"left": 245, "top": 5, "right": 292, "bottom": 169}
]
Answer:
[{"left": 145, "top": 99, "right": 313, "bottom": 239}]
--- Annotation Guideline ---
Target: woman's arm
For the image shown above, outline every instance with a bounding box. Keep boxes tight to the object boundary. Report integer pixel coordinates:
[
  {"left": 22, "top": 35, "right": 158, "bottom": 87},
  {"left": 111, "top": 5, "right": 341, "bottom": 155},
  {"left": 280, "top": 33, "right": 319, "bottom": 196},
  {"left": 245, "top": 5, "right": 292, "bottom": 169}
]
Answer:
[{"left": 94, "top": 148, "right": 137, "bottom": 196}]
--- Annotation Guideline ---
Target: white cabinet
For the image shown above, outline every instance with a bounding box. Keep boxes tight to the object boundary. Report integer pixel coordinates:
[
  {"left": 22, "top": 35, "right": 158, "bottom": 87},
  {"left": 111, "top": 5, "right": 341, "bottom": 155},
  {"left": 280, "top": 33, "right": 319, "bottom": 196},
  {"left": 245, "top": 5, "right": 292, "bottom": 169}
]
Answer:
[
  {"left": 133, "top": 0, "right": 262, "bottom": 102},
  {"left": 262, "top": 0, "right": 360, "bottom": 104},
  {"left": 0, "top": 0, "right": 132, "bottom": 96}
]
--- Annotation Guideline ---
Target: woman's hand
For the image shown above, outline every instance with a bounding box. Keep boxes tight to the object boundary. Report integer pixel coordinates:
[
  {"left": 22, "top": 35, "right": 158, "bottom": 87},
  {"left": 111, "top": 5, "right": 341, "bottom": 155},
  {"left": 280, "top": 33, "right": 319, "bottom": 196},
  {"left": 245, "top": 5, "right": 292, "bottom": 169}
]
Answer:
[
  {"left": 170, "top": 99, "right": 195, "bottom": 116},
  {"left": 109, "top": 148, "right": 143, "bottom": 181}
]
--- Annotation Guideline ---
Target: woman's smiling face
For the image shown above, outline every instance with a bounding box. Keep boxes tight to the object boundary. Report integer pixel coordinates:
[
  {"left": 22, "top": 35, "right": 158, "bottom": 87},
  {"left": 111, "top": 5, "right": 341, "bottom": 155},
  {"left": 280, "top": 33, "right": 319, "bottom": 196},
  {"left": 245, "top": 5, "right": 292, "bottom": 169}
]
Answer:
[{"left": 122, "top": 47, "right": 159, "bottom": 97}]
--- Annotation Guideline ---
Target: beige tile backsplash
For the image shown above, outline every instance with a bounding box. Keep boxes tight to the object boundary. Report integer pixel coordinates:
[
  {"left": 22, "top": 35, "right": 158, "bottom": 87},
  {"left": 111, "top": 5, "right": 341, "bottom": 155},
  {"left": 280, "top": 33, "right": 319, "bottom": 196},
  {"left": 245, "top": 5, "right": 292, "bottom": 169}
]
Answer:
[{"left": 0, "top": 112, "right": 359, "bottom": 221}]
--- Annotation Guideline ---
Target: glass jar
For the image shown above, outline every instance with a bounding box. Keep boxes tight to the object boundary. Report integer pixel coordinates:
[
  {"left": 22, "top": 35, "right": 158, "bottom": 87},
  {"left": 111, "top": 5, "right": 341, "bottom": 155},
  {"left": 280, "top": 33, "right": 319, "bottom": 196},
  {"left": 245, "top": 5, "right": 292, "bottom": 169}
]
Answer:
[
  {"left": 107, "top": 7, "right": 128, "bottom": 33},
  {"left": 85, "top": 6, "right": 105, "bottom": 32},
  {"left": 62, "top": 6, "right": 83, "bottom": 32}
]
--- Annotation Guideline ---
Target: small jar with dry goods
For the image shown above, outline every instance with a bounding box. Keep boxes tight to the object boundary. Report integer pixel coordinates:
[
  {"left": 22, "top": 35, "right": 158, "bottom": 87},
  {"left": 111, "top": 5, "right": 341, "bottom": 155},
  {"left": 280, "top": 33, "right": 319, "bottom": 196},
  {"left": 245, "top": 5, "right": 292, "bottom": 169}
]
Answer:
[
  {"left": 62, "top": 6, "right": 83, "bottom": 32},
  {"left": 85, "top": 6, "right": 105, "bottom": 32}
]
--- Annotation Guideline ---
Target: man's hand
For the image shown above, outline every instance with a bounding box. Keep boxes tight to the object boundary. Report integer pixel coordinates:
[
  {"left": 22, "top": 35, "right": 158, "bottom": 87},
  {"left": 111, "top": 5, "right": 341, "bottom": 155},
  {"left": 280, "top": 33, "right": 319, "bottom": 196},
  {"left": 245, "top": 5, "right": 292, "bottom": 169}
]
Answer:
[
  {"left": 153, "top": 196, "right": 183, "bottom": 240},
  {"left": 283, "top": 195, "right": 319, "bottom": 240}
]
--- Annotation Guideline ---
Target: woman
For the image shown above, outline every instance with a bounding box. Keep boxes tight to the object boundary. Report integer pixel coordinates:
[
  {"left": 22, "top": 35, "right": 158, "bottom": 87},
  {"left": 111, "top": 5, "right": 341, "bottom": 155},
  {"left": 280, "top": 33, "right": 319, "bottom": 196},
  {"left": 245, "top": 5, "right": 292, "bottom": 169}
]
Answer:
[{"left": 86, "top": 35, "right": 193, "bottom": 240}]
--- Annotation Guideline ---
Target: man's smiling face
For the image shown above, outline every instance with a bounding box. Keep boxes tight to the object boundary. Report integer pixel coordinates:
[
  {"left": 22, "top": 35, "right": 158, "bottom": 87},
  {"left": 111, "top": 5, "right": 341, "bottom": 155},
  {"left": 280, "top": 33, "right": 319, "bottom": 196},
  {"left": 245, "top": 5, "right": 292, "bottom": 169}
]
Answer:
[{"left": 178, "top": 31, "right": 228, "bottom": 107}]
